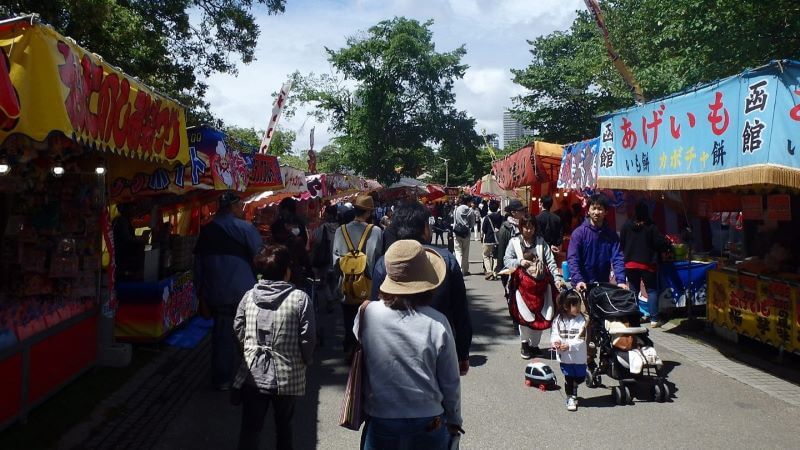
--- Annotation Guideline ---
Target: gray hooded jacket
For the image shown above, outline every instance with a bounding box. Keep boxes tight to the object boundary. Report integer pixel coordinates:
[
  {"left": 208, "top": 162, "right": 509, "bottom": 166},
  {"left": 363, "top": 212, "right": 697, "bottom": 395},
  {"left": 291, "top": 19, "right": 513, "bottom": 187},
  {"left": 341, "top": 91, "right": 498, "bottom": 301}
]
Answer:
[{"left": 233, "top": 280, "right": 316, "bottom": 395}]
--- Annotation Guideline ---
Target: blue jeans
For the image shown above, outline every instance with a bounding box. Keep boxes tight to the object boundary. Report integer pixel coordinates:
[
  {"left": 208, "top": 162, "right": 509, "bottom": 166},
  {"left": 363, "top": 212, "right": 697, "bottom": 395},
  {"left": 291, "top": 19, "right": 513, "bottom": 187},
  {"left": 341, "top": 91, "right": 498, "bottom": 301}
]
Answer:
[
  {"left": 210, "top": 304, "right": 239, "bottom": 387},
  {"left": 627, "top": 268, "right": 660, "bottom": 321},
  {"left": 363, "top": 415, "right": 449, "bottom": 450}
]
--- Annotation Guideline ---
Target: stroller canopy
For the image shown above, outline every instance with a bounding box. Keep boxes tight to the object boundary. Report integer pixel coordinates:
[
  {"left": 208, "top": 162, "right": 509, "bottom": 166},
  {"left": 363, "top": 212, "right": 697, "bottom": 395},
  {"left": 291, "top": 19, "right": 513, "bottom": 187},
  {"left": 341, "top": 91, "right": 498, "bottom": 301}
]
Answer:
[{"left": 588, "top": 283, "right": 640, "bottom": 320}]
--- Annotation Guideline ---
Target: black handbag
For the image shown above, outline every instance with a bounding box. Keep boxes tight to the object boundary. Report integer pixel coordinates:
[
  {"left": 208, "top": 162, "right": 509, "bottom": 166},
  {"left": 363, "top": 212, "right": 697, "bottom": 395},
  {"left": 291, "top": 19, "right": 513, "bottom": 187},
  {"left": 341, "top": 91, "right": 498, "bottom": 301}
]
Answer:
[{"left": 453, "top": 223, "right": 470, "bottom": 238}]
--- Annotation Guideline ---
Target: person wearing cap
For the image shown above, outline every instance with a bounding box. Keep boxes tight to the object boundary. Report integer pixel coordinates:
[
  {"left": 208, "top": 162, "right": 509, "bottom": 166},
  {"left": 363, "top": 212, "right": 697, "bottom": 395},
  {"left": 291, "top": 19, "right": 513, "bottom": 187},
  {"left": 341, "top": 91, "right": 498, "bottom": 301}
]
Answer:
[
  {"left": 356, "top": 240, "right": 463, "bottom": 449},
  {"left": 195, "top": 191, "right": 263, "bottom": 390},
  {"left": 333, "top": 194, "right": 384, "bottom": 358},
  {"left": 494, "top": 199, "right": 527, "bottom": 287},
  {"left": 370, "top": 202, "right": 472, "bottom": 376}
]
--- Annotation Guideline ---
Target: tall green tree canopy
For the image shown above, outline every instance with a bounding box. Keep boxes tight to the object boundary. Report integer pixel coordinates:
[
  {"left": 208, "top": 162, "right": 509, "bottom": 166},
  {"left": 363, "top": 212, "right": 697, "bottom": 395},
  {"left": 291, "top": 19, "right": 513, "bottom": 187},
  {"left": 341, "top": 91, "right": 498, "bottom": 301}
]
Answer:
[
  {"left": 1, "top": 0, "right": 287, "bottom": 123},
  {"left": 225, "top": 125, "right": 296, "bottom": 157},
  {"left": 291, "top": 17, "right": 482, "bottom": 184},
  {"left": 511, "top": 0, "right": 800, "bottom": 144}
]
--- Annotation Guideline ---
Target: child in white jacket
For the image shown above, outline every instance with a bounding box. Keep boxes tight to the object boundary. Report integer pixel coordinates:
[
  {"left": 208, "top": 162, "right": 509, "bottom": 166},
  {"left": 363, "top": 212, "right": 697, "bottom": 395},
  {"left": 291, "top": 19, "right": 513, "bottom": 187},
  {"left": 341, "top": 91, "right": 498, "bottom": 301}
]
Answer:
[{"left": 550, "top": 289, "right": 587, "bottom": 411}]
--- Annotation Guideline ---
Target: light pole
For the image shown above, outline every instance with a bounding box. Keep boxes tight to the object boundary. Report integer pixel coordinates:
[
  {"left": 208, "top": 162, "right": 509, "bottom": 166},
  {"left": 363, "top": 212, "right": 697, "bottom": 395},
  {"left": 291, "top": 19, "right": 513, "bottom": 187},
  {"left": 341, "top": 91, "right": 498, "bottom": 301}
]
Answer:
[{"left": 439, "top": 157, "right": 449, "bottom": 187}]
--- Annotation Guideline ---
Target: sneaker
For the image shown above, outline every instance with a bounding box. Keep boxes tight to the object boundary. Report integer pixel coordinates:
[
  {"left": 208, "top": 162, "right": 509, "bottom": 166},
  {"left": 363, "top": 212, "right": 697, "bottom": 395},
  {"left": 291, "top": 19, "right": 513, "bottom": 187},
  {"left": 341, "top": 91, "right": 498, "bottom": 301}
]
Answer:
[
  {"left": 520, "top": 342, "right": 533, "bottom": 359},
  {"left": 566, "top": 396, "right": 578, "bottom": 411},
  {"left": 650, "top": 321, "right": 662, "bottom": 328}
]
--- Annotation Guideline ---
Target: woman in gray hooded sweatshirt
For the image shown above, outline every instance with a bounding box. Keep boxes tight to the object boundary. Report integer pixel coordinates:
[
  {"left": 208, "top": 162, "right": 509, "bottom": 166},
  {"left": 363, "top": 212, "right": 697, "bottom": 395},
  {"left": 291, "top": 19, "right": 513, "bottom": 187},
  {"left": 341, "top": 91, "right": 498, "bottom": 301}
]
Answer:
[{"left": 233, "top": 244, "right": 316, "bottom": 450}]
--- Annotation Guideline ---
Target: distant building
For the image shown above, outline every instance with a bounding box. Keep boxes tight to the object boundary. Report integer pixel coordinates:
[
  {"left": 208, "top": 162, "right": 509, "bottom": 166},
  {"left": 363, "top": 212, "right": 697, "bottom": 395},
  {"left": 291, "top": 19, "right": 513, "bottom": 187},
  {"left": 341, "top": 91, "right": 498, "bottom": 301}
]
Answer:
[
  {"left": 503, "top": 111, "right": 534, "bottom": 149},
  {"left": 488, "top": 136, "right": 500, "bottom": 150}
]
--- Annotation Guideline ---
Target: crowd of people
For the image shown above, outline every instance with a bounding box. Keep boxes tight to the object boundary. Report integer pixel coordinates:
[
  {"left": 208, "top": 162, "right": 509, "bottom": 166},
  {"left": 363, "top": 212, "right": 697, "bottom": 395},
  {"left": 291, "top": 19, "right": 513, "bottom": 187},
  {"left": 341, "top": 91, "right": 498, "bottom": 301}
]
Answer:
[{"left": 191, "top": 189, "right": 669, "bottom": 448}]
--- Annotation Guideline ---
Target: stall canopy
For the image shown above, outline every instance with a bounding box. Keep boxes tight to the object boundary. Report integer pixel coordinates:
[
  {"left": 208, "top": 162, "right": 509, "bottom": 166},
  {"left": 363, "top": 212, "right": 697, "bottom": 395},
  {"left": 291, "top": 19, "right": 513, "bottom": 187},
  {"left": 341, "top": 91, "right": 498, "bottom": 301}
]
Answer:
[
  {"left": 108, "top": 126, "right": 281, "bottom": 200},
  {"left": 597, "top": 59, "right": 800, "bottom": 190},
  {"left": 472, "top": 173, "right": 517, "bottom": 198},
  {"left": 492, "top": 141, "right": 563, "bottom": 190},
  {"left": 0, "top": 17, "right": 189, "bottom": 165}
]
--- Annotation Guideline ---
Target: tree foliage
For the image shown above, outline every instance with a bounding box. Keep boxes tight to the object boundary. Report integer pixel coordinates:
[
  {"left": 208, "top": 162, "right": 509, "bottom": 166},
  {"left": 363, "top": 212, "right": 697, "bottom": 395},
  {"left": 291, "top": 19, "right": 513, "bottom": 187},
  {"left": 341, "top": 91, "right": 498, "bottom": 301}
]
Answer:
[
  {"left": 291, "top": 17, "right": 482, "bottom": 184},
  {"left": 316, "top": 143, "right": 349, "bottom": 174},
  {"left": 1, "top": 0, "right": 287, "bottom": 123},
  {"left": 511, "top": 0, "right": 800, "bottom": 144},
  {"left": 225, "top": 125, "right": 295, "bottom": 157}
]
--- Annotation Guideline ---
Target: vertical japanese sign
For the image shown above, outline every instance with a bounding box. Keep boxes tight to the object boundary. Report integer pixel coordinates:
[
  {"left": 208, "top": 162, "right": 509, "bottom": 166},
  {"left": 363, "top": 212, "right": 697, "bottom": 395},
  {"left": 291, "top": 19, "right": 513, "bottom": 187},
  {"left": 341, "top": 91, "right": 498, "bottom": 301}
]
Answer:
[
  {"left": 598, "top": 62, "right": 800, "bottom": 189},
  {"left": 259, "top": 82, "right": 292, "bottom": 154}
]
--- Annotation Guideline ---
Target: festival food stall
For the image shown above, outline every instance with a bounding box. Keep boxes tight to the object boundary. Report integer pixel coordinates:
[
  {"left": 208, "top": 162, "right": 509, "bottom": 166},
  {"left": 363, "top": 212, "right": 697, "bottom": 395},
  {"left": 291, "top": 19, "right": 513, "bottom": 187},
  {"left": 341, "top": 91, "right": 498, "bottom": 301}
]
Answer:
[
  {"left": 597, "top": 59, "right": 800, "bottom": 353},
  {"left": 0, "top": 17, "right": 190, "bottom": 427},
  {"left": 492, "top": 141, "right": 563, "bottom": 213},
  {"left": 107, "top": 125, "right": 271, "bottom": 342}
]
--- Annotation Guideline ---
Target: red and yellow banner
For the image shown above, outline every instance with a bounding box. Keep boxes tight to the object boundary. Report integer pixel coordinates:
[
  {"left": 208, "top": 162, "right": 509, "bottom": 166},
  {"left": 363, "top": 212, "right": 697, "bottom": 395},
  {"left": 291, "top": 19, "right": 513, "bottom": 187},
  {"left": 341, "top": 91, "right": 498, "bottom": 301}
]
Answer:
[
  {"left": 707, "top": 269, "right": 798, "bottom": 352},
  {"left": 0, "top": 19, "right": 189, "bottom": 164}
]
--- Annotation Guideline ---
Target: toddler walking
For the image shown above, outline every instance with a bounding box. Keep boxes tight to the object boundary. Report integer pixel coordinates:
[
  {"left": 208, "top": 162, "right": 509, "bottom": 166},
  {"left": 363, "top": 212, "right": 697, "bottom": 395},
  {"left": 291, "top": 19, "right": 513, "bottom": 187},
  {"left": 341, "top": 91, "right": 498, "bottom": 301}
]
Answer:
[{"left": 550, "top": 289, "right": 587, "bottom": 411}]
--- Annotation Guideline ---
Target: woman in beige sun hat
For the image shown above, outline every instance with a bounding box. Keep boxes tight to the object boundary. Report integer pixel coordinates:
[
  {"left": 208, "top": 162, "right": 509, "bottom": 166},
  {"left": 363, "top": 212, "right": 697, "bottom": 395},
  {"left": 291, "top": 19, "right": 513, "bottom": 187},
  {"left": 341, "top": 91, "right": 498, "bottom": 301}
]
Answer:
[{"left": 354, "top": 239, "right": 463, "bottom": 449}]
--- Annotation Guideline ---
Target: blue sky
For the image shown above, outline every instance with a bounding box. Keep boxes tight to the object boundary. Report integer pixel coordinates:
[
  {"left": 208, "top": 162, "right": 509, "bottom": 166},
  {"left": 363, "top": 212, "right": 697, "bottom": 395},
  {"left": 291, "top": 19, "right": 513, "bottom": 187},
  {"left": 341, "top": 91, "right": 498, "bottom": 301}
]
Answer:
[{"left": 205, "top": 0, "right": 583, "bottom": 152}]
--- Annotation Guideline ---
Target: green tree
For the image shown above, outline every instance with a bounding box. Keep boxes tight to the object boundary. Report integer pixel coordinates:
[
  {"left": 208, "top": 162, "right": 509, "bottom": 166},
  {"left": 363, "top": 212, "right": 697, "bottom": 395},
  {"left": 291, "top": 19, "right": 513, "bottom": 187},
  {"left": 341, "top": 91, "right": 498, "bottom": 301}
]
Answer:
[
  {"left": 225, "top": 125, "right": 296, "bottom": 156},
  {"left": 279, "top": 152, "right": 308, "bottom": 171},
  {"left": 511, "top": 0, "right": 800, "bottom": 144},
  {"left": 1, "top": 0, "right": 287, "bottom": 123},
  {"left": 291, "top": 17, "right": 482, "bottom": 184},
  {"left": 316, "top": 143, "right": 348, "bottom": 173}
]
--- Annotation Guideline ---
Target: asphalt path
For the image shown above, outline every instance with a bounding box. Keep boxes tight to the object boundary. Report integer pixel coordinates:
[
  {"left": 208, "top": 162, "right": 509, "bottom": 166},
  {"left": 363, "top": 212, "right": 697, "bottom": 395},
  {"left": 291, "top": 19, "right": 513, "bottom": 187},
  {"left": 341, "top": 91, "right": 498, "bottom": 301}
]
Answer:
[{"left": 157, "top": 242, "right": 799, "bottom": 449}]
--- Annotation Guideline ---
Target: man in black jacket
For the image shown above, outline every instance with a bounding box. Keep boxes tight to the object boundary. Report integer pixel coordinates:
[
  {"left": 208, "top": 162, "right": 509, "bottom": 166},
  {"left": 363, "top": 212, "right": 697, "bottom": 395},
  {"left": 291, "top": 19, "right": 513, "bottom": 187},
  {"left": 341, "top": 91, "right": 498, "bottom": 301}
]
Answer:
[
  {"left": 481, "top": 200, "right": 503, "bottom": 280},
  {"left": 536, "top": 194, "right": 563, "bottom": 255},
  {"left": 495, "top": 199, "right": 527, "bottom": 287},
  {"left": 370, "top": 202, "right": 473, "bottom": 376}
]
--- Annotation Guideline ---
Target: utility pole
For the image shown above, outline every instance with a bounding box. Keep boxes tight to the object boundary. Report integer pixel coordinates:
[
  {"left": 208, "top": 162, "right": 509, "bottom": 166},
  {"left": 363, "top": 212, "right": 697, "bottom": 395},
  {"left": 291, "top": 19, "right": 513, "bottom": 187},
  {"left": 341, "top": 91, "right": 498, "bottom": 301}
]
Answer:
[{"left": 439, "top": 157, "right": 449, "bottom": 187}]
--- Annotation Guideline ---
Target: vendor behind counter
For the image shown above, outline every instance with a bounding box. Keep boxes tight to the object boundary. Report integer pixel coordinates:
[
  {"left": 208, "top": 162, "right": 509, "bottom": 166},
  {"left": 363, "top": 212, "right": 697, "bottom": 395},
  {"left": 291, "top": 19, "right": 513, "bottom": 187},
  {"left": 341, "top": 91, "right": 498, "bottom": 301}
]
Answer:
[{"left": 113, "top": 203, "right": 145, "bottom": 280}]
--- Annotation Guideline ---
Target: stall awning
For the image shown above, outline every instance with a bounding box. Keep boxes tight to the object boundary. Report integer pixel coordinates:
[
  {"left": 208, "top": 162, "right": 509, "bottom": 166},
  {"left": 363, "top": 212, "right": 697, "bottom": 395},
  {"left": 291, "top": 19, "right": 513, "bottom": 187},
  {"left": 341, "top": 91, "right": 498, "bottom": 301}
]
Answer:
[
  {"left": 492, "top": 141, "right": 563, "bottom": 190},
  {"left": 597, "top": 59, "right": 800, "bottom": 190},
  {"left": 108, "top": 126, "right": 281, "bottom": 200},
  {"left": 0, "top": 17, "right": 189, "bottom": 164}
]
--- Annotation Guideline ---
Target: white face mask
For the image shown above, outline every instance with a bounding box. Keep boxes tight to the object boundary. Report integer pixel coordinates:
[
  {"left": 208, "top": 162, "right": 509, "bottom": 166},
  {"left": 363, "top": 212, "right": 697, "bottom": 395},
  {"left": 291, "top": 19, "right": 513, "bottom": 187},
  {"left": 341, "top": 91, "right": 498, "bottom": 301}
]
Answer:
[{"left": 291, "top": 227, "right": 301, "bottom": 236}]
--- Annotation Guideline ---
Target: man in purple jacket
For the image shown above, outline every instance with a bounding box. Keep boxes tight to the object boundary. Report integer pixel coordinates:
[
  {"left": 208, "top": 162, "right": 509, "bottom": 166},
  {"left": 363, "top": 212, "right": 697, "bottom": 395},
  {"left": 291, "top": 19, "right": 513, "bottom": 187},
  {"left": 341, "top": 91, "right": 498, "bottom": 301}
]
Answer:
[{"left": 567, "top": 194, "right": 628, "bottom": 292}]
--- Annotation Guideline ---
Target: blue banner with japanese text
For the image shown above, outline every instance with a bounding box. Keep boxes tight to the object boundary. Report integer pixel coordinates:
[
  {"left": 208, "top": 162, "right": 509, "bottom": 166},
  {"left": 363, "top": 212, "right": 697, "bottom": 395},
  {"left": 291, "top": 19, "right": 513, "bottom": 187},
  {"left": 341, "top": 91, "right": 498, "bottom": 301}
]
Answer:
[{"left": 597, "top": 60, "right": 800, "bottom": 190}]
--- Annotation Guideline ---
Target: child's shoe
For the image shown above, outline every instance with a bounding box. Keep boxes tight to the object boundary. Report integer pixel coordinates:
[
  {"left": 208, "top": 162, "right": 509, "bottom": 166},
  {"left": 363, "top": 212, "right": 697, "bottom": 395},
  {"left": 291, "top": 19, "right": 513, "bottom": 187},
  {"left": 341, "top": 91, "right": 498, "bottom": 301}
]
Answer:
[{"left": 566, "top": 396, "right": 578, "bottom": 411}]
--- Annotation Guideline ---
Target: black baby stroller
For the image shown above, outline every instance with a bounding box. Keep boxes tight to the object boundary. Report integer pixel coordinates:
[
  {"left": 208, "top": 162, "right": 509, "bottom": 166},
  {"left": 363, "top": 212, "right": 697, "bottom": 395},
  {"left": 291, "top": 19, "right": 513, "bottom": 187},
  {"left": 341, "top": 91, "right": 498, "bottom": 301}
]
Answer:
[{"left": 583, "top": 283, "right": 669, "bottom": 405}]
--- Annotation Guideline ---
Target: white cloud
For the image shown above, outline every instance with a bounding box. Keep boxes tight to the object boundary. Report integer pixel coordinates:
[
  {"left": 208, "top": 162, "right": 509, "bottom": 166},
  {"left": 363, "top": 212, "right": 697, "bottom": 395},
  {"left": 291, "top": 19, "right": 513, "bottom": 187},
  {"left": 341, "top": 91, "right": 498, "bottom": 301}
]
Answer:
[{"left": 205, "top": 0, "right": 581, "bottom": 152}]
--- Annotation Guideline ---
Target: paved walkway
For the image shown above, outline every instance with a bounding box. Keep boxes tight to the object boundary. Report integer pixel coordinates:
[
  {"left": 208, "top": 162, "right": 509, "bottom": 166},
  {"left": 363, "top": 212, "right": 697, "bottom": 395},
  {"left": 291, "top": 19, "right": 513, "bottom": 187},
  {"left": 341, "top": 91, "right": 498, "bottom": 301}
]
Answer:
[
  {"left": 651, "top": 325, "right": 800, "bottom": 407},
  {"left": 54, "top": 240, "right": 800, "bottom": 448}
]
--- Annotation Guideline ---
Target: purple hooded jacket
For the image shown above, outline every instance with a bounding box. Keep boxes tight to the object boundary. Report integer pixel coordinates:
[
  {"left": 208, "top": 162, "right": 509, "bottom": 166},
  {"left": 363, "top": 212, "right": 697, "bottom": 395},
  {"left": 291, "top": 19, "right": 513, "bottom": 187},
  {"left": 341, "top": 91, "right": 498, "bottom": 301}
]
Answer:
[{"left": 567, "top": 218, "right": 626, "bottom": 285}]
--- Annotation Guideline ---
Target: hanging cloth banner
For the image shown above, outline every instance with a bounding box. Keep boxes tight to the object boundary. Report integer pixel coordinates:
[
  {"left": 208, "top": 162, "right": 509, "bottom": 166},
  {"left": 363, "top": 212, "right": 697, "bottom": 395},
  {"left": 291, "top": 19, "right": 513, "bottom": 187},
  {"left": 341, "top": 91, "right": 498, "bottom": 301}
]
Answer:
[
  {"left": 557, "top": 138, "right": 600, "bottom": 190},
  {"left": 492, "top": 146, "right": 534, "bottom": 190},
  {"left": 597, "top": 60, "right": 800, "bottom": 190},
  {"left": 259, "top": 82, "right": 292, "bottom": 154},
  {"left": 247, "top": 154, "right": 283, "bottom": 191},
  {"left": 0, "top": 19, "right": 189, "bottom": 164},
  {"left": 280, "top": 165, "right": 309, "bottom": 194}
]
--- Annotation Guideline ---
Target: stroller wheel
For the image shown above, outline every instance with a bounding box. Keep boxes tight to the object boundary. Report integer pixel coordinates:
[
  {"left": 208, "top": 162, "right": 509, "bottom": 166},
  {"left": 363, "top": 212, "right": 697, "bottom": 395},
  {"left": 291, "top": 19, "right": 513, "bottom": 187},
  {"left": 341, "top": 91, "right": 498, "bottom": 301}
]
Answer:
[
  {"left": 653, "top": 381, "right": 668, "bottom": 402},
  {"left": 586, "top": 370, "right": 601, "bottom": 389},
  {"left": 611, "top": 386, "right": 623, "bottom": 405},
  {"left": 622, "top": 385, "right": 633, "bottom": 404}
]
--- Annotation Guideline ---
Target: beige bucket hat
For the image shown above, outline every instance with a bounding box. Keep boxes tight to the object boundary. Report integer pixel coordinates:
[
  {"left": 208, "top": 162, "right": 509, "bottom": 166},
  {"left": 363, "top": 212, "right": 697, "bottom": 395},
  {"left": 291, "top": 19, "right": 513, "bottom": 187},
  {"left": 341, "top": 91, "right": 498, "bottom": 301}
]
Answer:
[{"left": 380, "top": 240, "right": 446, "bottom": 295}]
